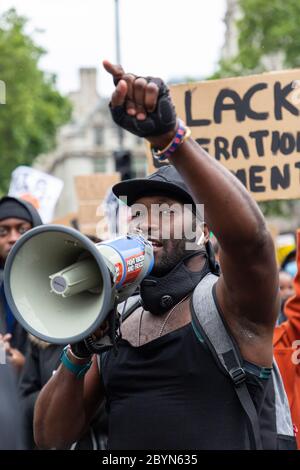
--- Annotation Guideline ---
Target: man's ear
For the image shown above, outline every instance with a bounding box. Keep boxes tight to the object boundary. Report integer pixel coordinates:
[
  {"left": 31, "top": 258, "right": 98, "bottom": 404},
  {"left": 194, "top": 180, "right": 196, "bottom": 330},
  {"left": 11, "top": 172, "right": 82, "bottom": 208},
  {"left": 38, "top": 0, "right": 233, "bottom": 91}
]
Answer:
[
  {"left": 194, "top": 222, "right": 209, "bottom": 246},
  {"left": 203, "top": 224, "right": 210, "bottom": 243}
]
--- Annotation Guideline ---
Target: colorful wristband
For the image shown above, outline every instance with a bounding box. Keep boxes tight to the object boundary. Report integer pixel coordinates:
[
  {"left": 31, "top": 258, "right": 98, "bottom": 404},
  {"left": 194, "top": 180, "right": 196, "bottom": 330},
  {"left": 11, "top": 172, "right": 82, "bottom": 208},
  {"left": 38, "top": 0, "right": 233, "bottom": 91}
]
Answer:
[
  {"left": 60, "top": 346, "right": 92, "bottom": 379},
  {"left": 151, "top": 119, "right": 191, "bottom": 162}
]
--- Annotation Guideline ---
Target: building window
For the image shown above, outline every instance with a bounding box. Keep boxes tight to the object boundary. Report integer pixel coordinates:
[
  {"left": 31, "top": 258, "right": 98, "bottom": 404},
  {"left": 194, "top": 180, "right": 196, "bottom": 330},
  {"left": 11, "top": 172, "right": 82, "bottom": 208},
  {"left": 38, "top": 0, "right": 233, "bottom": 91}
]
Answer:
[
  {"left": 94, "top": 127, "right": 103, "bottom": 146},
  {"left": 133, "top": 156, "right": 147, "bottom": 177},
  {"left": 94, "top": 158, "right": 106, "bottom": 173},
  {"left": 136, "top": 136, "right": 143, "bottom": 146}
]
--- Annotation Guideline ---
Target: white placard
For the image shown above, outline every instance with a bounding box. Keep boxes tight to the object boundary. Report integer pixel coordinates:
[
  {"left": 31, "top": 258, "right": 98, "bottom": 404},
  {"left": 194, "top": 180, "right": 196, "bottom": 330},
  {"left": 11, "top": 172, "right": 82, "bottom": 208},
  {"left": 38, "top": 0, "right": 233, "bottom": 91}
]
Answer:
[{"left": 8, "top": 166, "right": 64, "bottom": 223}]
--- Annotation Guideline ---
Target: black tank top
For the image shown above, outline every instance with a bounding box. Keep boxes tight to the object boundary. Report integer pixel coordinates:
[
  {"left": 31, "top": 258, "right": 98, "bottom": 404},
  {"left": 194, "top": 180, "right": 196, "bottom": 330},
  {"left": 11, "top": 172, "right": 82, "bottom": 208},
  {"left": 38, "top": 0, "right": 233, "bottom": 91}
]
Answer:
[{"left": 101, "top": 321, "right": 276, "bottom": 450}]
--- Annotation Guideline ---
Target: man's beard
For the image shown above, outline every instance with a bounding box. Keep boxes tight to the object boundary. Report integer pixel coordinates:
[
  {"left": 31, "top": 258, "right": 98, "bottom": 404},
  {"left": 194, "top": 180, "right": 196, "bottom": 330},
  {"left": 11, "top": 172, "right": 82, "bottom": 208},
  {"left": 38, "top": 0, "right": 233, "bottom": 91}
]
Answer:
[{"left": 151, "top": 237, "right": 191, "bottom": 277}]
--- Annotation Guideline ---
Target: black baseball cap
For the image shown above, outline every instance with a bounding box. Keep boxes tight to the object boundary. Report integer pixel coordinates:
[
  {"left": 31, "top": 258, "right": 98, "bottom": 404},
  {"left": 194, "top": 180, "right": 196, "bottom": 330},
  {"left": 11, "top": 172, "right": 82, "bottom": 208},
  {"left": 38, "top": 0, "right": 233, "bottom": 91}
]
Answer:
[{"left": 112, "top": 165, "right": 196, "bottom": 208}]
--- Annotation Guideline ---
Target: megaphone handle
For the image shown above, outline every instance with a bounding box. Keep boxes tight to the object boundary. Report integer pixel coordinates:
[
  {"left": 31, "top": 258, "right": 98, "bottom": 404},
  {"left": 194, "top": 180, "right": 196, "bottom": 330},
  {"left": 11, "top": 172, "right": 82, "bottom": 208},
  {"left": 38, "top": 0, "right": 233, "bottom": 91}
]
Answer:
[
  {"left": 71, "top": 332, "right": 112, "bottom": 358},
  {"left": 83, "top": 303, "right": 121, "bottom": 356},
  {"left": 84, "top": 334, "right": 113, "bottom": 354},
  {"left": 70, "top": 339, "right": 93, "bottom": 360}
]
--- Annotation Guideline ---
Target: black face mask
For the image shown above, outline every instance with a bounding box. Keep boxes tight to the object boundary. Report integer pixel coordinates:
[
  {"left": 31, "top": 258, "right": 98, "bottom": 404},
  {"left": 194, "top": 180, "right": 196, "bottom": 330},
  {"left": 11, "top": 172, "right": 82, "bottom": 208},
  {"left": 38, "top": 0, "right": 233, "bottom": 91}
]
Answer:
[{"left": 140, "top": 250, "right": 212, "bottom": 315}]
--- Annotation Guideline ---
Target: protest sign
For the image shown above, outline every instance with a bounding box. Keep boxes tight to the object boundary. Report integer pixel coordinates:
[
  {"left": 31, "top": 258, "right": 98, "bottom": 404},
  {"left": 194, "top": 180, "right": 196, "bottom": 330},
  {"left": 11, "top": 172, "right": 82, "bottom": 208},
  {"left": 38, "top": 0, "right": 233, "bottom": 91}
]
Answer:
[
  {"left": 75, "top": 173, "right": 120, "bottom": 238},
  {"left": 148, "top": 69, "right": 300, "bottom": 201}
]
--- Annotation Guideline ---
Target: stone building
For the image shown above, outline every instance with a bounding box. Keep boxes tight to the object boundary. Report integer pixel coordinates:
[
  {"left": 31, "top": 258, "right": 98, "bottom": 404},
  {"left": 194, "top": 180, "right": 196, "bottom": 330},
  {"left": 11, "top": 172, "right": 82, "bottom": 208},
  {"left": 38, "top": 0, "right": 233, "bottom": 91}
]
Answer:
[
  {"left": 34, "top": 68, "right": 147, "bottom": 218},
  {"left": 221, "top": 0, "right": 241, "bottom": 62}
]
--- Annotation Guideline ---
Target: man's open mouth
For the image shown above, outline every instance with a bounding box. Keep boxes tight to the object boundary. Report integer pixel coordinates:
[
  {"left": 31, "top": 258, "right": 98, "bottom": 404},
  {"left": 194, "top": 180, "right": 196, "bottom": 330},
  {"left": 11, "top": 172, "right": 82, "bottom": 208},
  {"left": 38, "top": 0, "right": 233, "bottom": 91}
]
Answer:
[{"left": 148, "top": 238, "right": 163, "bottom": 249}]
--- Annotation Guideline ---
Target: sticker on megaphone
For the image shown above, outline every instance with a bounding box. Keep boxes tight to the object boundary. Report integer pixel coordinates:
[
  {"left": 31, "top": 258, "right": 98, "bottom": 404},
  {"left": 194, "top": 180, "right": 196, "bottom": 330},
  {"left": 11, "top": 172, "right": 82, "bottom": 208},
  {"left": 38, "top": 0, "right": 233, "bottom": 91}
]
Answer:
[
  {"left": 49, "top": 234, "right": 154, "bottom": 298},
  {"left": 105, "top": 236, "right": 153, "bottom": 289}
]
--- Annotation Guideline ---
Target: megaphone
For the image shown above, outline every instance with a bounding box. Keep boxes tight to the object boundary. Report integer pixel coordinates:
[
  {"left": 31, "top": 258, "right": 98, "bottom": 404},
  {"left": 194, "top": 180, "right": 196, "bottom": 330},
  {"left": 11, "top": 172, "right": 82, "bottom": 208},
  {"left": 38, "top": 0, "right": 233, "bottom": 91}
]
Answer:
[{"left": 4, "top": 225, "right": 153, "bottom": 345}]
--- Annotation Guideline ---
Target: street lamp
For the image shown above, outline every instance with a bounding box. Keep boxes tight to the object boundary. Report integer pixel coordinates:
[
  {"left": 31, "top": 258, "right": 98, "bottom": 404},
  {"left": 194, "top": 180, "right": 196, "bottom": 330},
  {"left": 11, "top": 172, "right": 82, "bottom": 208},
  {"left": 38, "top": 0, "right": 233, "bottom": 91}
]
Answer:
[{"left": 114, "top": 0, "right": 123, "bottom": 150}]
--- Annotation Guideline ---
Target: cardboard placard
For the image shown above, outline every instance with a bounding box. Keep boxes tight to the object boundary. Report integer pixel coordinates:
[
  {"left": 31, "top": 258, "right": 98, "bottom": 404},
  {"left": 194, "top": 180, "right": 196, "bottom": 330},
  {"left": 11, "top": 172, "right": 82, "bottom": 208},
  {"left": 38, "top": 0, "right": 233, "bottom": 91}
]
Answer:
[
  {"left": 148, "top": 69, "right": 300, "bottom": 201},
  {"left": 74, "top": 173, "right": 120, "bottom": 237},
  {"left": 8, "top": 166, "right": 64, "bottom": 223}
]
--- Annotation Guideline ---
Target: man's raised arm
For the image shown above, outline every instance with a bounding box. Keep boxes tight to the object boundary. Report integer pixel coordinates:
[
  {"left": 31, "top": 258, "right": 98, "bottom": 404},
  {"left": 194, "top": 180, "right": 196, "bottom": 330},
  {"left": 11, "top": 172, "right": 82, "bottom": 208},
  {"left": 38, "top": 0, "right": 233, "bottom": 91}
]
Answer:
[{"left": 103, "top": 60, "right": 279, "bottom": 366}]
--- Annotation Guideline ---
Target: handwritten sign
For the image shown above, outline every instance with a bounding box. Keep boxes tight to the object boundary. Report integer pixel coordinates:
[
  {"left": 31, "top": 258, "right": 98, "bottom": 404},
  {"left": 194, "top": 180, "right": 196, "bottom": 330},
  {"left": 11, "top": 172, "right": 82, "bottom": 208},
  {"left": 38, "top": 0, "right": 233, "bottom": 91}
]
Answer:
[{"left": 148, "top": 69, "right": 300, "bottom": 201}]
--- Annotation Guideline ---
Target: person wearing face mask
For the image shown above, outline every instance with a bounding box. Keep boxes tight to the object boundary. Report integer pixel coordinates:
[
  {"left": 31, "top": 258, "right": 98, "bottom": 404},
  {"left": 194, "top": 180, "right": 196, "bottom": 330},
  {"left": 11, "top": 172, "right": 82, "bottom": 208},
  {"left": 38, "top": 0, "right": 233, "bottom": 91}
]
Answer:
[{"left": 33, "top": 62, "right": 295, "bottom": 450}]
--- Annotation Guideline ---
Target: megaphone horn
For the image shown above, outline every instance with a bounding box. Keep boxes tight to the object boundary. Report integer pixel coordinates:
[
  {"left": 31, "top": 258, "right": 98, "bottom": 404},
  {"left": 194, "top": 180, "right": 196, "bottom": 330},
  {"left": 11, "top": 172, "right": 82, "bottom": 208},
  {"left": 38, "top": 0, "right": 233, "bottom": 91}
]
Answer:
[{"left": 4, "top": 225, "right": 153, "bottom": 345}]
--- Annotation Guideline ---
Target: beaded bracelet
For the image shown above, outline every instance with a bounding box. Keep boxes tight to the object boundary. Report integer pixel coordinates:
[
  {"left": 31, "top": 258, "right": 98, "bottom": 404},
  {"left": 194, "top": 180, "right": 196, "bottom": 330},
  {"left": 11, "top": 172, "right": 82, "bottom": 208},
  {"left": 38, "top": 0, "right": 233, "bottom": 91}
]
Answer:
[{"left": 151, "top": 119, "right": 191, "bottom": 162}]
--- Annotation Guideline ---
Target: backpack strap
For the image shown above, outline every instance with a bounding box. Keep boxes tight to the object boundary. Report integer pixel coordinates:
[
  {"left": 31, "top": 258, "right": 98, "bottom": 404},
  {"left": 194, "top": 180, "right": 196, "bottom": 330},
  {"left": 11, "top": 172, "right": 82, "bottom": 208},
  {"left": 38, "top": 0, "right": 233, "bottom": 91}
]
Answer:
[
  {"left": 191, "top": 273, "right": 263, "bottom": 450},
  {"left": 117, "top": 294, "right": 142, "bottom": 322}
]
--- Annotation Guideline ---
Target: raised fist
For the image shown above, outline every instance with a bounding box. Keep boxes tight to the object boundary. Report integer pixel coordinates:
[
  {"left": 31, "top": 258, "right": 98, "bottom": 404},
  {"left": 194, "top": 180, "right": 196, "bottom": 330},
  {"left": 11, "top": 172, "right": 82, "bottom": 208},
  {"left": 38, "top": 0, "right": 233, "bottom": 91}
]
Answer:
[{"left": 103, "top": 60, "right": 177, "bottom": 138}]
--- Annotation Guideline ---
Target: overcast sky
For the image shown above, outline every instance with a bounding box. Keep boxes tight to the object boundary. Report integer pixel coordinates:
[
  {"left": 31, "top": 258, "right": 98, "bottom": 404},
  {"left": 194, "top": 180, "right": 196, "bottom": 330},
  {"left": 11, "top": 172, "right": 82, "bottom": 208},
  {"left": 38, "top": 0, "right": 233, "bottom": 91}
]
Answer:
[{"left": 1, "top": 0, "right": 227, "bottom": 97}]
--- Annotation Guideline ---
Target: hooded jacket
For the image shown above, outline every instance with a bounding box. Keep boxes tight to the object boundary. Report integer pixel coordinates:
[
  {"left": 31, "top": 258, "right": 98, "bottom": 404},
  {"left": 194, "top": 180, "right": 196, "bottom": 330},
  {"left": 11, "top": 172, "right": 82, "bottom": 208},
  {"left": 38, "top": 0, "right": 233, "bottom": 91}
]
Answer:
[
  {"left": 0, "top": 364, "right": 25, "bottom": 449},
  {"left": 0, "top": 196, "right": 42, "bottom": 353}
]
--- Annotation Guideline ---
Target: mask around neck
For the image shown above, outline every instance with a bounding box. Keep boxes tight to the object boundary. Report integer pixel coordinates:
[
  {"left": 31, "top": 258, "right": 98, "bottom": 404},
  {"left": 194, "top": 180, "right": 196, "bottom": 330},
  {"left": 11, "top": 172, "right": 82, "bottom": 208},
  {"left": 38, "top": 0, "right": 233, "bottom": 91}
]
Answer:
[{"left": 140, "top": 251, "right": 210, "bottom": 315}]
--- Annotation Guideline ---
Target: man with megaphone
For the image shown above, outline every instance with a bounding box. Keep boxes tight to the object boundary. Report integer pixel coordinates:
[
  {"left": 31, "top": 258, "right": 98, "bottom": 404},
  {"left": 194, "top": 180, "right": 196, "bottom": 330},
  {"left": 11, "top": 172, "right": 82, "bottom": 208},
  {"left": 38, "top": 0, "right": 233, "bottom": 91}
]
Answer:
[{"left": 30, "top": 61, "right": 295, "bottom": 450}]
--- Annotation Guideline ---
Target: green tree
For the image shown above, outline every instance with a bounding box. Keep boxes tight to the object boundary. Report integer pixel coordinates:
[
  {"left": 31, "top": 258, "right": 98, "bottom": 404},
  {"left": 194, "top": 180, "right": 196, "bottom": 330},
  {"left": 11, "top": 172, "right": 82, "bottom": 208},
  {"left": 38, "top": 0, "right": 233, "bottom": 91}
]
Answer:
[
  {"left": 237, "top": 0, "right": 300, "bottom": 72},
  {"left": 212, "top": 0, "right": 300, "bottom": 217},
  {"left": 213, "top": 0, "right": 300, "bottom": 78},
  {"left": 0, "top": 9, "right": 71, "bottom": 194}
]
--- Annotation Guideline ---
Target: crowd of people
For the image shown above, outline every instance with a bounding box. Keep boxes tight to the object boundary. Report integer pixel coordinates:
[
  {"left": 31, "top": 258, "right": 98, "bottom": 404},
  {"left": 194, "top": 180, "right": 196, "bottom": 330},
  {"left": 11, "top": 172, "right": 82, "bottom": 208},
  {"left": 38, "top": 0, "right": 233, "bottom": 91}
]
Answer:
[{"left": 0, "top": 61, "right": 300, "bottom": 450}]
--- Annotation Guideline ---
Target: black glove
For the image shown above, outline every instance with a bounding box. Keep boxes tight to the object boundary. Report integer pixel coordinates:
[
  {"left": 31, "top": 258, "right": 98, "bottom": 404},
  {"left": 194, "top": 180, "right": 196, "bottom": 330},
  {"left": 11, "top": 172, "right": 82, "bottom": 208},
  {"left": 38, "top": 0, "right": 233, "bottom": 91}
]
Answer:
[
  {"left": 110, "top": 77, "right": 177, "bottom": 138},
  {"left": 70, "top": 340, "right": 92, "bottom": 359},
  {"left": 70, "top": 309, "right": 120, "bottom": 357}
]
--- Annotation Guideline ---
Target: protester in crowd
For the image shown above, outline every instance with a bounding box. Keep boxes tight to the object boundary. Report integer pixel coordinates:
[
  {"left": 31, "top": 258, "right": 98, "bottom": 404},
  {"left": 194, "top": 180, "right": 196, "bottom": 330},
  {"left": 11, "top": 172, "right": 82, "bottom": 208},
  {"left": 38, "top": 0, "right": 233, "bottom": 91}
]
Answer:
[
  {"left": 281, "top": 249, "right": 297, "bottom": 279},
  {"left": 34, "top": 61, "right": 295, "bottom": 450},
  {"left": 277, "top": 270, "right": 295, "bottom": 324},
  {"left": 0, "top": 196, "right": 42, "bottom": 372},
  {"left": 274, "top": 229, "right": 300, "bottom": 448},
  {"left": 0, "top": 361, "right": 24, "bottom": 449}
]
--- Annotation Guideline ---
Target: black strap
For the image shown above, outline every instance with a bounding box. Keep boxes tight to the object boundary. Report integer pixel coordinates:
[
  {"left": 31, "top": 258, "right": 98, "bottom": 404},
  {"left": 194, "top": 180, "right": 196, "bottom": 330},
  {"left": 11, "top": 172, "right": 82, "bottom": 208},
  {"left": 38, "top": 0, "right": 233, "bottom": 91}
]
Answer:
[
  {"left": 222, "top": 350, "right": 263, "bottom": 450},
  {"left": 191, "top": 302, "right": 263, "bottom": 450}
]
